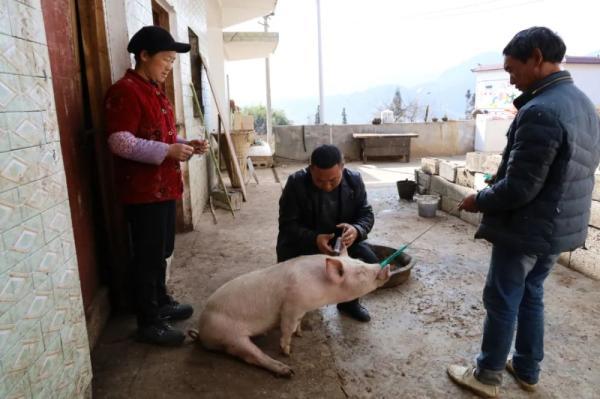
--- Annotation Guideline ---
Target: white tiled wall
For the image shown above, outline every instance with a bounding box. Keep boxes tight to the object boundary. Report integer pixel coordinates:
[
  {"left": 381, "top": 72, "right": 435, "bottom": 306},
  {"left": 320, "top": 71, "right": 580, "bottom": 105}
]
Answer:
[{"left": 0, "top": 0, "right": 92, "bottom": 397}]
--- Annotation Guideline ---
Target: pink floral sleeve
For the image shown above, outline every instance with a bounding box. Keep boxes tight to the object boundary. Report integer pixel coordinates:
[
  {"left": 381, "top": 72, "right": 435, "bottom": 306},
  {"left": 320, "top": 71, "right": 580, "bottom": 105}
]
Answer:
[{"left": 108, "top": 131, "right": 169, "bottom": 165}]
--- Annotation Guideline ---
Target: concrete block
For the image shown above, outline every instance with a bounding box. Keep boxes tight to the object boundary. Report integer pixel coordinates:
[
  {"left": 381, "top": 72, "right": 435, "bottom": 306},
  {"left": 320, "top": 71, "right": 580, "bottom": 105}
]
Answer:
[
  {"left": 456, "top": 167, "right": 475, "bottom": 188},
  {"left": 590, "top": 200, "right": 600, "bottom": 229},
  {"left": 460, "top": 210, "right": 482, "bottom": 226},
  {"left": 561, "top": 227, "right": 600, "bottom": 280},
  {"left": 421, "top": 158, "right": 440, "bottom": 175},
  {"left": 593, "top": 172, "right": 600, "bottom": 202},
  {"left": 439, "top": 161, "right": 458, "bottom": 182}
]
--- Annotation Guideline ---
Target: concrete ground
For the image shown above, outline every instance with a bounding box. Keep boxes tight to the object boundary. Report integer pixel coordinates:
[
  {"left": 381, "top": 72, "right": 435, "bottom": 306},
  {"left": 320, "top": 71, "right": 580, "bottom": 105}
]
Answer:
[{"left": 92, "top": 160, "right": 600, "bottom": 399}]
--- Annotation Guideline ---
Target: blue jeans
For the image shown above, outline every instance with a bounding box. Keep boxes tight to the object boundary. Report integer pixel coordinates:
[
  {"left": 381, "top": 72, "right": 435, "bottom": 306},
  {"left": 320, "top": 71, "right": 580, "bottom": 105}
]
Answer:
[{"left": 475, "top": 245, "right": 559, "bottom": 386}]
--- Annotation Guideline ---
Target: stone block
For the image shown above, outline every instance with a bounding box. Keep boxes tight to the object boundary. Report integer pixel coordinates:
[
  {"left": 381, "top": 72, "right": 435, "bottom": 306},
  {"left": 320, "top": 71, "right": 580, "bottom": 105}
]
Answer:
[
  {"left": 415, "top": 169, "right": 431, "bottom": 191},
  {"left": 446, "top": 181, "right": 476, "bottom": 202},
  {"left": 465, "top": 152, "right": 484, "bottom": 173},
  {"left": 590, "top": 200, "right": 600, "bottom": 229},
  {"left": 593, "top": 171, "right": 600, "bottom": 202},
  {"left": 460, "top": 210, "right": 482, "bottom": 226},
  {"left": 474, "top": 172, "right": 488, "bottom": 191},
  {"left": 456, "top": 167, "right": 475, "bottom": 188},
  {"left": 466, "top": 152, "right": 502, "bottom": 174},
  {"left": 421, "top": 157, "right": 440, "bottom": 175},
  {"left": 482, "top": 154, "right": 502, "bottom": 174},
  {"left": 561, "top": 227, "right": 600, "bottom": 280},
  {"left": 439, "top": 161, "right": 458, "bottom": 182},
  {"left": 429, "top": 175, "right": 449, "bottom": 197},
  {"left": 441, "top": 196, "right": 460, "bottom": 216}
]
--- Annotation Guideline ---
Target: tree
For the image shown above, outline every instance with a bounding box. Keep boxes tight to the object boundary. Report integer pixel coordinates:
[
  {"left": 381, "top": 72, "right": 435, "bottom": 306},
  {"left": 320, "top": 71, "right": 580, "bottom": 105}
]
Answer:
[
  {"left": 314, "top": 105, "right": 321, "bottom": 125},
  {"left": 241, "top": 105, "right": 291, "bottom": 134},
  {"left": 465, "top": 89, "right": 476, "bottom": 119},
  {"left": 390, "top": 87, "right": 406, "bottom": 122},
  {"left": 341, "top": 108, "right": 348, "bottom": 124},
  {"left": 404, "top": 99, "right": 421, "bottom": 122}
]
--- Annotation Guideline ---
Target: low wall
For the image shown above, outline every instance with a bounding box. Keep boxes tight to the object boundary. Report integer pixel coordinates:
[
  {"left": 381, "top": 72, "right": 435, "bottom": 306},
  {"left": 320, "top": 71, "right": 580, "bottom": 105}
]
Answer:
[{"left": 274, "top": 121, "right": 476, "bottom": 161}]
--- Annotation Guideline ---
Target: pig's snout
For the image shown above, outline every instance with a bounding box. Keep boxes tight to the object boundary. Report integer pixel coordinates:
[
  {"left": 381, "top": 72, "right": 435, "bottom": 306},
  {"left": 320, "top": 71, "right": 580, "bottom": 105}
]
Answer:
[{"left": 376, "top": 265, "right": 391, "bottom": 285}]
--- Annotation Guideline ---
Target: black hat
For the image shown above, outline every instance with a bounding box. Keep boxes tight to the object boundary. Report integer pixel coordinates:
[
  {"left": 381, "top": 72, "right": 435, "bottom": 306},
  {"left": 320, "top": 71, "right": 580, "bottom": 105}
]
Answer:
[{"left": 127, "top": 26, "right": 191, "bottom": 54}]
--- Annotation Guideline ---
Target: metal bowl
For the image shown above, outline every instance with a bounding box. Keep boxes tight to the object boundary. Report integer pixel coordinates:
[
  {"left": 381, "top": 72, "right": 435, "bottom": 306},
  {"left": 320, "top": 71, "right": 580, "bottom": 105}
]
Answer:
[{"left": 366, "top": 243, "right": 416, "bottom": 289}]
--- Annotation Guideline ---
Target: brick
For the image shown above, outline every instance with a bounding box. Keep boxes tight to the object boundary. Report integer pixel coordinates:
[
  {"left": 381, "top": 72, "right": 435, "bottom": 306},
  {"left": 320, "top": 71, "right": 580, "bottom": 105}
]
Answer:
[
  {"left": 439, "top": 161, "right": 458, "bottom": 182},
  {"left": 421, "top": 158, "right": 440, "bottom": 175},
  {"left": 590, "top": 200, "right": 600, "bottom": 229},
  {"left": 456, "top": 167, "right": 475, "bottom": 188}
]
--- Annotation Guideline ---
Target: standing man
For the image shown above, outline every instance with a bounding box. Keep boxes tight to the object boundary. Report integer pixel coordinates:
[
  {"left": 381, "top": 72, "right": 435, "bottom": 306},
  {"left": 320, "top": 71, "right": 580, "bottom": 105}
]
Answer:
[
  {"left": 277, "top": 145, "right": 377, "bottom": 322},
  {"left": 447, "top": 27, "right": 600, "bottom": 398}
]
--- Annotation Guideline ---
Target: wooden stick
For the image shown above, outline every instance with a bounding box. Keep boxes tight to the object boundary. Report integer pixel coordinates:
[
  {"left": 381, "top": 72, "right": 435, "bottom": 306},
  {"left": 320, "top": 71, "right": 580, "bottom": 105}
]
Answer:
[
  {"left": 190, "top": 83, "right": 236, "bottom": 218},
  {"left": 198, "top": 54, "right": 248, "bottom": 201}
]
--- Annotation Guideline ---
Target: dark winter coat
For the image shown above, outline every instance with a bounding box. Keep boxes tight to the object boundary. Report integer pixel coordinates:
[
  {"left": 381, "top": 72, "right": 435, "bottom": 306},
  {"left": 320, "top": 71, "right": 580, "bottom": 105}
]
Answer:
[
  {"left": 277, "top": 168, "right": 374, "bottom": 262},
  {"left": 475, "top": 71, "right": 600, "bottom": 254}
]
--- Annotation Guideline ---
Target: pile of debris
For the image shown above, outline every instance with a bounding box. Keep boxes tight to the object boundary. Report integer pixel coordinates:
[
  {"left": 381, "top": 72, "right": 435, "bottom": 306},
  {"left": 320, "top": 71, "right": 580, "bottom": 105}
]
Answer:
[{"left": 415, "top": 153, "right": 600, "bottom": 280}]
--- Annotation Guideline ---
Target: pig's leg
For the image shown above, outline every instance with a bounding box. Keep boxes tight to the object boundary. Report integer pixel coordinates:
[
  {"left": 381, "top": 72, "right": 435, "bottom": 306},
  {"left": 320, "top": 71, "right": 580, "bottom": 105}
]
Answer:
[
  {"left": 280, "top": 311, "right": 305, "bottom": 356},
  {"left": 293, "top": 317, "right": 303, "bottom": 337},
  {"left": 226, "top": 336, "right": 294, "bottom": 377}
]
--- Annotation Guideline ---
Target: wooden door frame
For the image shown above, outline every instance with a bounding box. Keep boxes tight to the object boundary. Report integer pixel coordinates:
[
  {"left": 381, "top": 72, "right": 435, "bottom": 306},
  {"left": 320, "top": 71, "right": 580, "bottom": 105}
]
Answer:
[{"left": 76, "top": 0, "right": 131, "bottom": 317}]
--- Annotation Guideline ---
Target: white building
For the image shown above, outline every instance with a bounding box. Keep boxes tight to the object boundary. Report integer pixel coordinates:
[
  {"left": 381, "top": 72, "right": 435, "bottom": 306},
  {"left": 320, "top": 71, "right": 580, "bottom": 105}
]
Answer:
[{"left": 471, "top": 56, "right": 600, "bottom": 151}]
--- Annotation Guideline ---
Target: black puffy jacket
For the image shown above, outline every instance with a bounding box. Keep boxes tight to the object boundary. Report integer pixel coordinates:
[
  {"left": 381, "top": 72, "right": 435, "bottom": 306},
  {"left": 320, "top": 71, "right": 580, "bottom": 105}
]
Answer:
[
  {"left": 476, "top": 71, "right": 600, "bottom": 254},
  {"left": 276, "top": 168, "right": 374, "bottom": 262}
]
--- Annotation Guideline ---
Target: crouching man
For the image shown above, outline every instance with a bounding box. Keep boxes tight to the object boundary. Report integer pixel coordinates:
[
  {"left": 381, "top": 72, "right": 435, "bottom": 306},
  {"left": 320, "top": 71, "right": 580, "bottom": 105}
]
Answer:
[{"left": 276, "top": 145, "right": 378, "bottom": 322}]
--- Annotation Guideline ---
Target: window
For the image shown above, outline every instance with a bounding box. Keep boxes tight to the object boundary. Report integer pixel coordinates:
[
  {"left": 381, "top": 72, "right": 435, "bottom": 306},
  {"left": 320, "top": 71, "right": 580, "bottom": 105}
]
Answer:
[{"left": 188, "top": 28, "right": 205, "bottom": 119}]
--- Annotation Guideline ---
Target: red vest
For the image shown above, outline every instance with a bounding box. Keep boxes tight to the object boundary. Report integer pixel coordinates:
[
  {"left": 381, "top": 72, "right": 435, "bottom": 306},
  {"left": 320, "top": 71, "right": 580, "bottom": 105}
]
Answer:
[{"left": 104, "top": 70, "right": 183, "bottom": 204}]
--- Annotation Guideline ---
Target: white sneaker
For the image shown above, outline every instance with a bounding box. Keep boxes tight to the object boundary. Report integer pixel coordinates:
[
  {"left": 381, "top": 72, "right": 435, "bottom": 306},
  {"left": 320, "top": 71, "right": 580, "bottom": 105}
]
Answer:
[{"left": 447, "top": 364, "right": 500, "bottom": 398}]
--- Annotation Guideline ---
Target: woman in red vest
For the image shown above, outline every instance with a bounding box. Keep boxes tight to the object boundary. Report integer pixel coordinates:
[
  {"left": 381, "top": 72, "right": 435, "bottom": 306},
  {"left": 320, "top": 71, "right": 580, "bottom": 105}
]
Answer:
[{"left": 104, "top": 26, "right": 208, "bottom": 346}]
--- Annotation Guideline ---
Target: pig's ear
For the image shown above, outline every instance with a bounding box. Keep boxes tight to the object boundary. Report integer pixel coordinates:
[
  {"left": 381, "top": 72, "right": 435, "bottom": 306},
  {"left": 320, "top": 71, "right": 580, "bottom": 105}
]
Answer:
[
  {"left": 377, "top": 265, "right": 391, "bottom": 281},
  {"left": 325, "top": 258, "right": 345, "bottom": 284}
]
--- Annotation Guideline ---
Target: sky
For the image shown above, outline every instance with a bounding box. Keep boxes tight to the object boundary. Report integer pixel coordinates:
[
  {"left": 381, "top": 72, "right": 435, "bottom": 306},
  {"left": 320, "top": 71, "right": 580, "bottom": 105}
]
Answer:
[{"left": 224, "top": 0, "right": 600, "bottom": 121}]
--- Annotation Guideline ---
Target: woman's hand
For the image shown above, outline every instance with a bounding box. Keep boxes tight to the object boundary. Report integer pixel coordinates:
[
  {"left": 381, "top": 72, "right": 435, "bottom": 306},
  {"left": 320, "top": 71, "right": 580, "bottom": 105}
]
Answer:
[
  {"left": 189, "top": 139, "right": 209, "bottom": 155},
  {"left": 167, "top": 143, "right": 194, "bottom": 161}
]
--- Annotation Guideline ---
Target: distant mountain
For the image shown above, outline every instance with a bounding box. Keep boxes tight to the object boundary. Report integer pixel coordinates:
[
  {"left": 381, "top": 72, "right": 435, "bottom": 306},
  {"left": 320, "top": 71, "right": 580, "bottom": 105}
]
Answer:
[{"left": 272, "top": 52, "right": 503, "bottom": 124}]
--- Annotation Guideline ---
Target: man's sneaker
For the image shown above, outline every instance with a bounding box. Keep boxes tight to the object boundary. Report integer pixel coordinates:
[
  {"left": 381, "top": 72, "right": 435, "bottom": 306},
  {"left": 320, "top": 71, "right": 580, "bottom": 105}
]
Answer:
[
  {"left": 158, "top": 300, "right": 193, "bottom": 321},
  {"left": 336, "top": 300, "right": 371, "bottom": 322},
  {"left": 447, "top": 365, "right": 499, "bottom": 398},
  {"left": 506, "top": 358, "right": 537, "bottom": 392},
  {"left": 136, "top": 321, "right": 185, "bottom": 346}
]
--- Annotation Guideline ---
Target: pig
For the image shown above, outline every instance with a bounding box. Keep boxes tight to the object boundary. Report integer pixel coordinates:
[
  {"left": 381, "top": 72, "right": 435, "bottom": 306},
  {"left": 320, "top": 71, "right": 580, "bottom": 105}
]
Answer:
[{"left": 188, "top": 254, "right": 390, "bottom": 377}]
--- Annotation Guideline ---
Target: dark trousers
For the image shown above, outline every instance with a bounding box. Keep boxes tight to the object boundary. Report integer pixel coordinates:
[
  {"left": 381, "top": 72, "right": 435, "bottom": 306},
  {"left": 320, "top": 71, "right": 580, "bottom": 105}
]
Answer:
[
  {"left": 125, "top": 200, "right": 175, "bottom": 326},
  {"left": 475, "top": 245, "right": 558, "bottom": 385}
]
